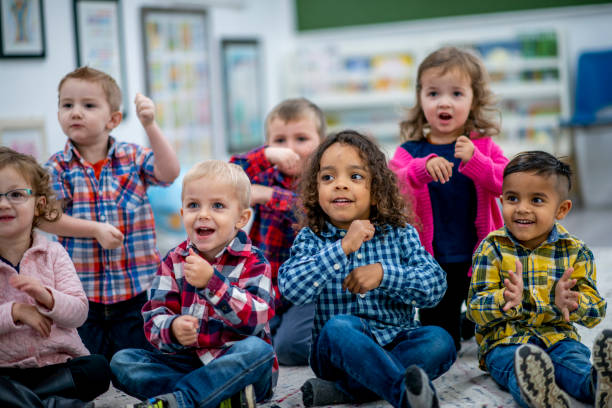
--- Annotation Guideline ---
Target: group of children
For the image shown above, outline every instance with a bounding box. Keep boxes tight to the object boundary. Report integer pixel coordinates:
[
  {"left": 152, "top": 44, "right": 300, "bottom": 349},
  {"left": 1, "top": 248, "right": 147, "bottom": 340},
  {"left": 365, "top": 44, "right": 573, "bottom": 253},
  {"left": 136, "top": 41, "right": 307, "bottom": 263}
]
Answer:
[{"left": 0, "top": 45, "right": 611, "bottom": 408}]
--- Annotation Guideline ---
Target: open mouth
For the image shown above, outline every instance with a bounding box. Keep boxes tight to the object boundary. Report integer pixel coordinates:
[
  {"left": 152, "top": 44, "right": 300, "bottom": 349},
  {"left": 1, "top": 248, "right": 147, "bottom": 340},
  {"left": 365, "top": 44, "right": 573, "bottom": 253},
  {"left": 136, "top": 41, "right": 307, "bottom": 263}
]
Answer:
[
  {"left": 196, "top": 227, "right": 214, "bottom": 237},
  {"left": 0, "top": 215, "right": 14, "bottom": 221},
  {"left": 514, "top": 219, "right": 534, "bottom": 225},
  {"left": 332, "top": 198, "right": 353, "bottom": 205},
  {"left": 439, "top": 112, "right": 452, "bottom": 120}
]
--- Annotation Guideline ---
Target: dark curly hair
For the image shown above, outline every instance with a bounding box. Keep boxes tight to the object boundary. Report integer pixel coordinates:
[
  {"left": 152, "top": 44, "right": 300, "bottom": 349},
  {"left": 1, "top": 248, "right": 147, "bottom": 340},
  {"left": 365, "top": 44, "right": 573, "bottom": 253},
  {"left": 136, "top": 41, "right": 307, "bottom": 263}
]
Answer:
[
  {"left": 298, "top": 130, "right": 415, "bottom": 235},
  {"left": 0, "top": 147, "right": 61, "bottom": 227},
  {"left": 400, "top": 46, "right": 500, "bottom": 141}
]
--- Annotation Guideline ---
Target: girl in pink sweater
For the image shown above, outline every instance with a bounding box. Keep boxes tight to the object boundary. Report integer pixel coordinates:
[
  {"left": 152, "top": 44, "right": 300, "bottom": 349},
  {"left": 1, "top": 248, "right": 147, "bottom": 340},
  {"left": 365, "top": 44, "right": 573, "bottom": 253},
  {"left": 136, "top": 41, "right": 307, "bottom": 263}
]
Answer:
[
  {"left": 389, "top": 47, "right": 508, "bottom": 351},
  {"left": 0, "top": 147, "right": 110, "bottom": 407}
]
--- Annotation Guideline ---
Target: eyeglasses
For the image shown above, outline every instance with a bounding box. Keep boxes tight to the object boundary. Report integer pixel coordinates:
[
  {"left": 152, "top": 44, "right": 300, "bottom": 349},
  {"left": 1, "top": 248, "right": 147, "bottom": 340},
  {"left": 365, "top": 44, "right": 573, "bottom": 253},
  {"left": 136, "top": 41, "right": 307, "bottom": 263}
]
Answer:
[{"left": 0, "top": 189, "right": 33, "bottom": 204}]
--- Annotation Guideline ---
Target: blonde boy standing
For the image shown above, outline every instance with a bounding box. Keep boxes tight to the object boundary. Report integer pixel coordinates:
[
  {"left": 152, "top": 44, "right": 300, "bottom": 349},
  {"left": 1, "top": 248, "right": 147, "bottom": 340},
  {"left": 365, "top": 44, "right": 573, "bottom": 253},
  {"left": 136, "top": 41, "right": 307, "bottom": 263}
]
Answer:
[{"left": 43, "top": 67, "right": 180, "bottom": 360}]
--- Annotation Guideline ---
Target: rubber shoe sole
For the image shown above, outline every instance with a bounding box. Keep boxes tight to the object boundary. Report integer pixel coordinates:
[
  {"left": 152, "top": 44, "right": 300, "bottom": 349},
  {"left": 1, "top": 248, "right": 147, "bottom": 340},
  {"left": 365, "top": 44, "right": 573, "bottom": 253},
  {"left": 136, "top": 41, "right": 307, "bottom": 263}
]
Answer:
[
  {"left": 593, "top": 329, "right": 612, "bottom": 408},
  {"left": 514, "top": 344, "right": 571, "bottom": 408}
]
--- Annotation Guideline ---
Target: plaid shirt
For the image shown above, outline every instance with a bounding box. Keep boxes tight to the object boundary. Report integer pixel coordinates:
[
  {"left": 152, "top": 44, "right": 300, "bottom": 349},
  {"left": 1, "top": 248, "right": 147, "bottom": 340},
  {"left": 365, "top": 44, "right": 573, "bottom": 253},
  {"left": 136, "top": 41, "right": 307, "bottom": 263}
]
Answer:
[
  {"left": 143, "top": 230, "right": 278, "bottom": 386},
  {"left": 230, "top": 146, "right": 297, "bottom": 305},
  {"left": 278, "top": 222, "right": 447, "bottom": 346},
  {"left": 46, "top": 137, "right": 169, "bottom": 304},
  {"left": 467, "top": 223, "right": 607, "bottom": 370}
]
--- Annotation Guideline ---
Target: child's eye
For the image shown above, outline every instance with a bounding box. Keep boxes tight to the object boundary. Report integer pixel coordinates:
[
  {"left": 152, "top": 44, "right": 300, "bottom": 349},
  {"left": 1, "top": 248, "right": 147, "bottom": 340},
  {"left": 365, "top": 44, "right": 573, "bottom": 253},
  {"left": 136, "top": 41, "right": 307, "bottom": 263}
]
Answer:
[
  {"left": 85, "top": 103, "right": 96, "bottom": 108},
  {"left": 351, "top": 173, "right": 364, "bottom": 180},
  {"left": 453, "top": 91, "right": 463, "bottom": 97},
  {"left": 271, "top": 137, "right": 285, "bottom": 145},
  {"left": 62, "top": 103, "right": 73, "bottom": 108},
  {"left": 532, "top": 197, "right": 544, "bottom": 204},
  {"left": 212, "top": 202, "right": 225, "bottom": 209},
  {"left": 505, "top": 195, "right": 518, "bottom": 203},
  {"left": 320, "top": 174, "right": 334, "bottom": 182},
  {"left": 297, "top": 136, "right": 309, "bottom": 142},
  {"left": 428, "top": 91, "right": 437, "bottom": 97},
  {"left": 186, "top": 202, "right": 199, "bottom": 209}
]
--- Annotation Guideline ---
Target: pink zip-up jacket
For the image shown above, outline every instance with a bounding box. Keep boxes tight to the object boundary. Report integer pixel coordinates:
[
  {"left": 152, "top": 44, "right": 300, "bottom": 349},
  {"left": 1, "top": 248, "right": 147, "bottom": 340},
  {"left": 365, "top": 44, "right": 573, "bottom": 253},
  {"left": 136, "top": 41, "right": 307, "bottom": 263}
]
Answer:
[
  {"left": 0, "top": 231, "right": 89, "bottom": 368},
  {"left": 389, "top": 135, "right": 508, "bottom": 258}
]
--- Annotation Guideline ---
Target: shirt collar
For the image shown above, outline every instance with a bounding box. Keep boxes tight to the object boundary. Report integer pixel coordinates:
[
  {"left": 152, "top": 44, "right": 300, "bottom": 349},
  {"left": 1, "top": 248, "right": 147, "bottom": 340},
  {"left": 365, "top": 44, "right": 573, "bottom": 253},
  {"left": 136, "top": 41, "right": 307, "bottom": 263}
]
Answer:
[
  {"left": 61, "top": 136, "right": 118, "bottom": 163},
  {"left": 497, "top": 222, "right": 571, "bottom": 249},
  {"left": 319, "top": 221, "right": 388, "bottom": 239},
  {"left": 182, "top": 230, "right": 252, "bottom": 262}
]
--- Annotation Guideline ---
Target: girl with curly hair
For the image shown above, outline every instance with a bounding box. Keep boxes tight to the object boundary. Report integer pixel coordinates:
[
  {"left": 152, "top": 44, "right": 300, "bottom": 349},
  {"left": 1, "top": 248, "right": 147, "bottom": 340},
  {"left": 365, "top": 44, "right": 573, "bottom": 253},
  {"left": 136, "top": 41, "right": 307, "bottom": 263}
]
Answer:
[
  {"left": 390, "top": 47, "right": 509, "bottom": 351},
  {"left": 0, "top": 147, "right": 110, "bottom": 406},
  {"left": 279, "top": 131, "right": 455, "bottom": 408}
]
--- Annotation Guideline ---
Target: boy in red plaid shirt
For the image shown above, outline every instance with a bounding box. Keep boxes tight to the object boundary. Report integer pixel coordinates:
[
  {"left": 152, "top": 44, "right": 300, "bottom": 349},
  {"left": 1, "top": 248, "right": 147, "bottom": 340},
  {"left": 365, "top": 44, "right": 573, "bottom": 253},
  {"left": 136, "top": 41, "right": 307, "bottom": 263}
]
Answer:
[
  {"left": 230, "top": 98, "right": 325, "bottom": 366},
  {"left": 111, "top": 161, "right": 277, "bottom": 408}
]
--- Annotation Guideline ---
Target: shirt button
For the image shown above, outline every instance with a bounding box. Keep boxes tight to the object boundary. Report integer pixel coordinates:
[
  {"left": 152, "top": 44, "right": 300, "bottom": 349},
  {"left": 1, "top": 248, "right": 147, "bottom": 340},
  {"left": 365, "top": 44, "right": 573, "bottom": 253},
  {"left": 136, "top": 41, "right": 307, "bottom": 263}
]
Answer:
[
  {"left": 412, "top": 300, "right": 417, "bottom": 305},
  {"left": 313, "top": 282, "right": 319, "bottom": 287},
  {"left": 357, "top": 253, "right": 362, "bottom": 259},
  {"left": 339, "top": 231, "right": 345, "bottom": 237},
  {"left": 100, "top": 215, "right": 106, "bottom": 222},
  {"left": 359, "top": 294, "right": 366, "bottom": 298},
  {"left": 333, "top": 264, "right": 340, "bottom": 270}
]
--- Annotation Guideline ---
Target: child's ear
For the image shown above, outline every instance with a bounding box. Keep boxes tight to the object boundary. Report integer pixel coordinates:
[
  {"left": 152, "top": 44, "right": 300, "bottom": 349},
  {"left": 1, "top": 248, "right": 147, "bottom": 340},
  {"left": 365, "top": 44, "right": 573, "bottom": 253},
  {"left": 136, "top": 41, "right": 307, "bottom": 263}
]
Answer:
[
  {"left": 106, "top": 111, "right": 123, "bottom": 130},
  {"left": 236, "top": 208, "right": 252, "bottom": 230},
  {"left": 555, "top": 199, "right": 572, "bottom": 220},
  {"left": 34, "top": 196, "right": 47, "bottom": 216}
]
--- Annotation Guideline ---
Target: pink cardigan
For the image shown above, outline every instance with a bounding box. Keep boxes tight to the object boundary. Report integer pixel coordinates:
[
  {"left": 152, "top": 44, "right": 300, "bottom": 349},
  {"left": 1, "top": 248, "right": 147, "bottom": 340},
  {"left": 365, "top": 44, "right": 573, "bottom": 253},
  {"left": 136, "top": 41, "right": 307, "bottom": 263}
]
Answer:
[
  {"left": 0, "top": 231, "right": 89, "bottom": 368},
  {"left": 389, "top": 136, "right": 508, "bottom": 258}
]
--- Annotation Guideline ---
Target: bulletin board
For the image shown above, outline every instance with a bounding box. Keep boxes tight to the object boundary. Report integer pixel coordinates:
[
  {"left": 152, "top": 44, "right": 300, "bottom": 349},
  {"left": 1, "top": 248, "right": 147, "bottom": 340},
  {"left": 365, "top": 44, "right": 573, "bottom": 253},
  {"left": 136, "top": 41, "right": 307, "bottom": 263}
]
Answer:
[
  {"left": 295, "top": 0, "right": 612, "bottom": 31},
  {"left": 141, "top": 7, "right": 213, "bottom": 164}
]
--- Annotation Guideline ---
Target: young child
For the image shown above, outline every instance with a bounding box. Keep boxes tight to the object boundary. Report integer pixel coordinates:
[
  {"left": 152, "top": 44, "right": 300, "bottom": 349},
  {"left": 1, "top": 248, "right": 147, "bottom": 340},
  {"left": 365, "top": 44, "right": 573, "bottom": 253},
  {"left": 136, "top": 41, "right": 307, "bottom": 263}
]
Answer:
[
  {"left": 0, "top": 147, "right": 110, "bottom": 406},
  {"left": 230, "top": 97, "right": 325, "bottom": 365},
  {"left": 43, "top": 66, "right": 180, "bottom": 360},
  {"left": 110, "top": 160, "right": 277, "bottom": 408},
  {"left": 467, "top": 151, "right": 611, "bottom": 408},
  {"left": 279, "top": 131, "right": 456, "bottom": 408},
  {"left": 389, "top": 46, "right": 509, "bottom": 350}
]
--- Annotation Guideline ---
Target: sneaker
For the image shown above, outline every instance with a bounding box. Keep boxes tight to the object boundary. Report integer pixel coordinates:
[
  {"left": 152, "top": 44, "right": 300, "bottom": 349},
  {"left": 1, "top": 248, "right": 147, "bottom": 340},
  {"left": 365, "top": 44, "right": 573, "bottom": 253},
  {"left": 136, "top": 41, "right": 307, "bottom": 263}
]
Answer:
[
  {"left": 514, "top": 344, "right": 571, "bottom": 408},
  {"left": 126, "top": 397, "right": 169, "bottom": 408},
  {"left": 404, "top": 365, "right": 439, "bottom": 408},
  {"left": 219, "top": 384, "right": 255, "bottom": 408},
  {"left": 593, "top": 329, "right": 612, "bottom": 408}
]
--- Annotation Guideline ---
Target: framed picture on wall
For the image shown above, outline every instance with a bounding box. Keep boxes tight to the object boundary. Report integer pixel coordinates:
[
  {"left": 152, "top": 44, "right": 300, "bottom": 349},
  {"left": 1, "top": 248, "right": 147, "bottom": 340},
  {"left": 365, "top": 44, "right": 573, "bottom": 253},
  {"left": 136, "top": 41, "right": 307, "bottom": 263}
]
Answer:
[
  {"left": 0, "top": 119, "right": 46, "bottom": 161},
  {"left": 0, "top": 0, "right": 46, "bottom": 58},
  {"left": 73, "top": 0, "right": 128, "bottom": 115},
  {"left": 141, "top": 7, "right": 213, "bottom": 164},
  {"left": 221, "top": 38, "right": 264, "bottom": 153}
]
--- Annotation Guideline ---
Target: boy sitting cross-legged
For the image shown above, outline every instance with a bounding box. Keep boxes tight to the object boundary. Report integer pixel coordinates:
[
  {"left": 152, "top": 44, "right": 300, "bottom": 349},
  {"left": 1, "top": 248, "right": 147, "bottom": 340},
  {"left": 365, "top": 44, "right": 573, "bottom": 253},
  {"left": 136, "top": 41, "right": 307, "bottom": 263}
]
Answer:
[
  {"left": 467, "top": 151, "right": 612, "bottom": 408},
  {"left": 110, "top": 161, "right": 277, "bottom": 408}
]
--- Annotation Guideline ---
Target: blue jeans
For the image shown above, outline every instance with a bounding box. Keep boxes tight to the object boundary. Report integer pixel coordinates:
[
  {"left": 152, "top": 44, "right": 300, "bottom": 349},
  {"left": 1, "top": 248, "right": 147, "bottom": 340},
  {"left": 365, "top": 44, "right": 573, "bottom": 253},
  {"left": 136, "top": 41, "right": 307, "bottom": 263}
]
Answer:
[
  {"left": 78, "top": 291, "right": 155, "bottom": 361},
  {"left": 272, "top": 302, "right": 315, "bottom": 366},
  {"left": 485, "top": 338, "right": 595, "bottom": 408},
  {"left": 110, "top": 336, "right": 275, "bottom": 408},
  {"left": 310, "top": 315, "right": 456, "bottom": 408}
]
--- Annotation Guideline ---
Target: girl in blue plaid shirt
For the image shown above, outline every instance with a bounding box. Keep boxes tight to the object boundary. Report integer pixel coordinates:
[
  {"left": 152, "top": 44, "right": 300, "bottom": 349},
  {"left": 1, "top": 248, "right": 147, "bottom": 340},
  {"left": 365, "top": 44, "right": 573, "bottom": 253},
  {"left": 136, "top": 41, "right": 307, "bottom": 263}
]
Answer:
[{"left": 278, "top": 131, "right": 456, "bottom": 408}]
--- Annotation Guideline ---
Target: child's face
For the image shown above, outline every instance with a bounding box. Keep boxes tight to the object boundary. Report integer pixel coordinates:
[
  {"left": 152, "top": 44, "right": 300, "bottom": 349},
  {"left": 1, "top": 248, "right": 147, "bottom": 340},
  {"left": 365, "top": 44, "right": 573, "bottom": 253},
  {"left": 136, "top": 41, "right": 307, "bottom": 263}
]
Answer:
[
  {"left": 180, "top": 177, "right": 251, "bottom": 262},
  {"left": 0, "top": 166, "right": 40, "bottom": 243},
  {"left": 501, "top": 172, "right": 572, "bottom": 250},
  {"left": 419, "top": 67, "right": 473, "bottom": 142},
  {"left": 58, "top": 79, "right": 120, "bottom": 149},
  {"left": 267, "top": 114, "right": 321, "bottom": 176},
  {"left": 317, "top": 143, "right": 373, "bottom": 230}
]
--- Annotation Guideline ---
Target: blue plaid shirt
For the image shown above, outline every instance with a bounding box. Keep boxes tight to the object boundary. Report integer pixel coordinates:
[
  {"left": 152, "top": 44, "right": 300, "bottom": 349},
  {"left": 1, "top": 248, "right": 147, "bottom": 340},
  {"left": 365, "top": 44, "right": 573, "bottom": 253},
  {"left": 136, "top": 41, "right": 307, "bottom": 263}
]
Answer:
[{"left": 278, "top": 222, "right": 447, "bottom": 345}]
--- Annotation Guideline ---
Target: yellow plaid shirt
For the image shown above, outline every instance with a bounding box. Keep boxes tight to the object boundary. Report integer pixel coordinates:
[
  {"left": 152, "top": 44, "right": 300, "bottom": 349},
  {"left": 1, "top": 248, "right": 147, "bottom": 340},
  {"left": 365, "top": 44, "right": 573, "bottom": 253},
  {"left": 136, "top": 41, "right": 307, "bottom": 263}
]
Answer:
[{"left": 467, "top": 223, "right": 606, "bottom": 370}]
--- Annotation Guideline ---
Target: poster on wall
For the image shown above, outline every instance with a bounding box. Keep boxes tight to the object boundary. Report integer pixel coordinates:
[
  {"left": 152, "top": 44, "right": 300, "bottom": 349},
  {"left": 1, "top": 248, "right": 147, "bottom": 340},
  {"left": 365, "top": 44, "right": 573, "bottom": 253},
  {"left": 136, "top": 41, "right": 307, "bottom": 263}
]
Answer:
[
  {"left": 73, "top": 0, "right": 128, "bottom": 114},
  {"left": 141, "top": 7, "right": 213, "bottom": 164},
  {"left": 222, "top": 39, "right": 264, "bottom": 153},
  {"left": 0, "top": 0, "right": 45, "bottom": 58},
  {"left": 0, "top": 119, "right": 46, "bottom": 161}
]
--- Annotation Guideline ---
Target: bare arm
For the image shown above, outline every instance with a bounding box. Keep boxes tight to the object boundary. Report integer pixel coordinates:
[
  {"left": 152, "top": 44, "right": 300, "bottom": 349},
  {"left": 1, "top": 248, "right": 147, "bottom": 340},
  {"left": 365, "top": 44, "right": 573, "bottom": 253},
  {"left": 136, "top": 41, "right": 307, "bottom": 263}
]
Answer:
[{"left": 38, "top": 214, "right": 124, "bottom": 249}]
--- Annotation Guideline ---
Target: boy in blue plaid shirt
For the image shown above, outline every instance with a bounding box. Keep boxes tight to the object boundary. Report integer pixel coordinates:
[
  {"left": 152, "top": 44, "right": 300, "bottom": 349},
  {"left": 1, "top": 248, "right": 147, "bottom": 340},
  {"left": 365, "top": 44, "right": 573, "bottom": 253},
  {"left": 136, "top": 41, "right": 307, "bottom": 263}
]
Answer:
[
  {"left": 467, "top": 151, "right": 612, "bottom": 408},
  {"left": 279, "top": 131, "right": 456, "bottom": 408}
]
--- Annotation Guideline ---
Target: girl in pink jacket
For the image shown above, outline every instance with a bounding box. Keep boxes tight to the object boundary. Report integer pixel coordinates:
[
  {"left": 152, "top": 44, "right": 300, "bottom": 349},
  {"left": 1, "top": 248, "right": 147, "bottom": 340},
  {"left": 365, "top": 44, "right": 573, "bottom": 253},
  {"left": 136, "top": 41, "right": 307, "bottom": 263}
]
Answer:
[
  {"left": 389, "top": 47, "right": 508, "bottom": 351},
  {"left": 0, "top": 147, "right": 110, "bottom": 407}
]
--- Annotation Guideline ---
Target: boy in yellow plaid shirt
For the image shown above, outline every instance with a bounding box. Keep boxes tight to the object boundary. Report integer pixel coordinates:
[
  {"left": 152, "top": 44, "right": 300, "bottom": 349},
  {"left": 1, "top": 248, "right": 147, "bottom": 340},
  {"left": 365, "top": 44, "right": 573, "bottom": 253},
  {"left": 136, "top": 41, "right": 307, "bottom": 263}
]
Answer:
[{"left": 467, "top": 151, "right": 611, "bottom": 408}]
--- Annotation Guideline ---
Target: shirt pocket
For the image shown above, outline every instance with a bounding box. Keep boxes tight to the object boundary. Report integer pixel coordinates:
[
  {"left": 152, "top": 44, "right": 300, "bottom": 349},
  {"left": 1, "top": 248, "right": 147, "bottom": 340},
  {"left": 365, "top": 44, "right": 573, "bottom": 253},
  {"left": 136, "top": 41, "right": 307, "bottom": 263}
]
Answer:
[{"left": 111, "top": 171, "right": 146, "bottom": 211}]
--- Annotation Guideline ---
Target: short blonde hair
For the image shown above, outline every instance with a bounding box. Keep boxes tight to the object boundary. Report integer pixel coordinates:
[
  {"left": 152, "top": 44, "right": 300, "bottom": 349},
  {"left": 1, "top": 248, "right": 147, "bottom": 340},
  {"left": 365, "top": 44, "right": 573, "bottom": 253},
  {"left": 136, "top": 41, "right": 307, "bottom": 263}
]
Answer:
[
  {"left": 182, "top": 160, "right": 251, "bottom": 209},
  {"left": 265, "top": 98, "right": 326, "bottom": 141},
  {"left": 58, "top": 66, "right": 122, "bottom": 113}
]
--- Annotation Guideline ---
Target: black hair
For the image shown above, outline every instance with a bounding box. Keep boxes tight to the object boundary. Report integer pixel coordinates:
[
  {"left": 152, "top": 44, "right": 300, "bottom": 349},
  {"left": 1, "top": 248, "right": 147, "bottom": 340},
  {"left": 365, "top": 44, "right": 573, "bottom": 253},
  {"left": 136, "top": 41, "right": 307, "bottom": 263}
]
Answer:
[{"left": 504, "top": 151, "right": 572, "bottom": 196}]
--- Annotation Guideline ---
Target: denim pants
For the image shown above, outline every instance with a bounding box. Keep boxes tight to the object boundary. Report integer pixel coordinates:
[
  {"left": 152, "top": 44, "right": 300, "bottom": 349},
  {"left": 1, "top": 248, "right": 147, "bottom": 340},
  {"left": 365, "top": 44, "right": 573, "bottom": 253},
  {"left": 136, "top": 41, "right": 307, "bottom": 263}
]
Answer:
[
  {"left": 272, "top": 302, "right": 315, "bottom": 366},
  {"left": 78, "top": 291, "right": 155, "bottom": 361},
  {"left": 485, "top": 338, "right": 595, "bottom": 408},
  {"left": 310, "top": 315, "right": 456, "bottom": 408},
  {"left": 110, "top": 336, "right": 275, "bottom": 408}
]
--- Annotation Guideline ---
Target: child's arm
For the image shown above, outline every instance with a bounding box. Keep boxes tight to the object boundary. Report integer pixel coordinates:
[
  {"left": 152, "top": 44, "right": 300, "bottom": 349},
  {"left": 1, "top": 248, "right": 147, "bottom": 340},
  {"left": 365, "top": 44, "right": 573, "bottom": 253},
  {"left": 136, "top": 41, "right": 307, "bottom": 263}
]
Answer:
[
  {"left": 554, "top": 246, "right": 606, "bottom": 327},
  {"left": 389, "top": 146, "right": 438, "bottom": 189},
  {"left": 135, "top": 93, "right": 180, "bottom": 184},
  {"left": 457, "top": 137, "right": 508, "bottom": 194},
  {"left": 39, "top": 215, "right": 124, "bottom": 249},
  {"left": 9, "top": 303, "right": 52, "bottom": 337}
]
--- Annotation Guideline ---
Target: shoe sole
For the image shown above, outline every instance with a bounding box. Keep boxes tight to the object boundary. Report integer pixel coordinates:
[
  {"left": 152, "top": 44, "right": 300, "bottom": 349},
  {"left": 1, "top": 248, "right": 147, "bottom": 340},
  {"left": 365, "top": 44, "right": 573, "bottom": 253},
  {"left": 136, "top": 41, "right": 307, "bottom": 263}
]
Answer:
[
  {"left": 242, "top": 384, "right": 256, "bottom": 408},
  {"left": 514, "top": 344, "right": 571, "bottom": 408},
  {"left": 593, "top": 329, "right": 612, "bottom": 408}
]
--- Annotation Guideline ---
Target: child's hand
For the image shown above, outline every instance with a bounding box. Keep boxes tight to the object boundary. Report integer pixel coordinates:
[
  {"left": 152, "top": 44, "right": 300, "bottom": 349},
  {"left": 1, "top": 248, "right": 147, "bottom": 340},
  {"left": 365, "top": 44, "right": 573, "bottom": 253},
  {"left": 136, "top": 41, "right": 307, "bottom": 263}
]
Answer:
[
  {"left": 426, "top": 157, "right": 454, "bottom": 183},
  {"left": 250, "top": 184, "right": 274, "bottom": 206},
  {"left": 11, "top": 303, "right": 52, "bottom": 337},
  {"left": 9, "top": 275, "right": 54, "bottom": 309},
  {"left": 454, "top": 135, "right": 475, "bottom": 163},
  {"left": 171, "top": 315, "right": 199, "bottom": 346},
  {"left": 265, "top": 147, "right": 300, "bottom": 175},
  {"left": 343, "top": 263, "right": 383, "bottom": 294},
  {"left": 341, "top": 220, "right": 375, "bottom": 255},
  {"left": 184, "top": 249, "right": 214, "bottom": 289},
  {"left": 95, "top": 222, "right": 124, "bottom": 249},
  {"left": 135, "top": 93, "right": 156, "bottom": 128},
  {"left": 503, "top": 259, "right": 524, "bottom": 312},
  {"left": 555, "top": 267, "right": 579, "bottom": 322}
]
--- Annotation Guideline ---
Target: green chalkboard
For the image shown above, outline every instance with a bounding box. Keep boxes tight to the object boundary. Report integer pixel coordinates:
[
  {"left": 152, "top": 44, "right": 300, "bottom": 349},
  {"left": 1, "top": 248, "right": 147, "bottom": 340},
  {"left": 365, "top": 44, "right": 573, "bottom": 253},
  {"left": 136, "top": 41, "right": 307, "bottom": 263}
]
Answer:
[{"left": 295, "top": 0, "right": 612, "bottom": 31}]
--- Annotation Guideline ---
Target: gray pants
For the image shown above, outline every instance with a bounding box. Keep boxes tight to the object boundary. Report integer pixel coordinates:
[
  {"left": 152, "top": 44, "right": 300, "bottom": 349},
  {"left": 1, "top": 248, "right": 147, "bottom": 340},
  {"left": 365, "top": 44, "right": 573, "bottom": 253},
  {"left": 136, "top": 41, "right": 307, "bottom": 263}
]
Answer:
[{"left": 272, "top": 302, "right": 315, "bottom": 366}]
